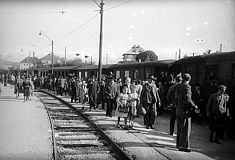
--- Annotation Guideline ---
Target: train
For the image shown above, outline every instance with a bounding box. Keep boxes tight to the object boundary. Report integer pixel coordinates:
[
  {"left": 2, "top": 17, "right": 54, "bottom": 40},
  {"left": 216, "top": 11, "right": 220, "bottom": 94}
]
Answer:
[
  {"left": 170, "top": 51, "right": 235, "bottom": 96},
  {"left": 6, "top": 51, "right": 235, "bottom": 96}
]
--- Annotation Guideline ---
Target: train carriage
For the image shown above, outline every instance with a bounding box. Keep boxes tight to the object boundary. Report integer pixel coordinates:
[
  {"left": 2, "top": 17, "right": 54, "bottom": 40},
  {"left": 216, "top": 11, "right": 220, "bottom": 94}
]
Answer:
[
  {"left": 75, "top": 64, "right": 113, "bottom": 80},
  {"left": 171, "top": 51, "right": 235, "bottom": 95},
  {"left": 110, "top": 60, "right": 175, "bottom": 81}
]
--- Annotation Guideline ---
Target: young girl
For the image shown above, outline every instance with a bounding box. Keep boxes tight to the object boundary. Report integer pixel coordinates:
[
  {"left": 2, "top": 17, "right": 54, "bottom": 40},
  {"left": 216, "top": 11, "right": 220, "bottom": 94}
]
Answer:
[
  {"left": 116, "top": 84, "right": 129, "bottom": 129},
  {"left": 128, "top": 85, "right": 138, "bottom": 128}
]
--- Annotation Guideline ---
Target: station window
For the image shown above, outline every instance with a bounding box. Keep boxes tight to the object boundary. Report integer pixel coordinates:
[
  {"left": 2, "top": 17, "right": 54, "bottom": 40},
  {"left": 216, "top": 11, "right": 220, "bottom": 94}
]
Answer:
[
  {"left": 116, "top": 70, "right": 120, "bottom": 79},
  {"left": 124, "top": 70, "right": 129, "bottom": 78},
  {"left": 79, "top": 72, "right": 81, "bottom": 79}
]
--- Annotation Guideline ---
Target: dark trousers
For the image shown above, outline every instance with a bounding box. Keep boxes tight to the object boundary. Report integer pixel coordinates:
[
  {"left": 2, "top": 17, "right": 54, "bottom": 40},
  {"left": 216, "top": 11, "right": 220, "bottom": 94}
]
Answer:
[
  {"left": 89, "top": 94, "right": 96, "bottom": 110},
  {"left": 144, "top": 103, "right": 156, "bottom": 127},
  {"left": 106, "top": 99, "right": 116, "bottom": 117},
  {"left": 176, "top": 114, "right": 191, "bottom": 150},
  {"left": 170, "top": 107, "right": 176, "bottom": 135},
  {"left": 209, "top": 114, "right": 228, "bottom": 141},
  {"left": 71, "top": 89, "right": 76, "bottom": 102}
]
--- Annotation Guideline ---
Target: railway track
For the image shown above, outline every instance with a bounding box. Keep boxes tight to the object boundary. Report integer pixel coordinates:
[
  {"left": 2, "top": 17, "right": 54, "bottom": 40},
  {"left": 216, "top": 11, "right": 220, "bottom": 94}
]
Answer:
[{"left": 35, "top": 91, "right": 132, "bottom": 160}]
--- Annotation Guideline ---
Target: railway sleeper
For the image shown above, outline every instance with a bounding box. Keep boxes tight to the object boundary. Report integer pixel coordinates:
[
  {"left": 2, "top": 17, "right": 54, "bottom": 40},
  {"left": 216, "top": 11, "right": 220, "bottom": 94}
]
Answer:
[
  {"left": 56, "top": 134, "right": 99, "bottom": 140},
  {"left": 58, "top": 152, "right": 116, "bottom": 160},
  {"left": 54, "top": 126, "right": 95, "bottom": 131},
  {"left": 51, "top": 116, "right": 84, "bottom": 120},
  {"left": 57, "top": 146, "right": 111, "bottom": 155},
  {"left": 57, "top": 140, "right": 105, "bottom": 147},
  {"left": 55, "top": 131, "right": 97, "bottom": 136}
]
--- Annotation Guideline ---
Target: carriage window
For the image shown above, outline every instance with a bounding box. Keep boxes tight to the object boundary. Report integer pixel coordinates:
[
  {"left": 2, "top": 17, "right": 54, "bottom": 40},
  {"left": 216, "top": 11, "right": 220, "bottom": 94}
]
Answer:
[
  {"left": 116, "top": 70, "right": 120, "bottom": 79},
  {"left": 205, "top": 65, "right": 218, "bottom": 88},
  {"left": 145, "top": 68, "right": 151, "bottom": 79},
  {"left": 124, "top": 70, "right": 129, "bottom": 78},
  {"left": 134, "top": 69, "right": 139, "bottom": 79},
  {"left": 232, "top": 64, "right": 235, "bottom": 86},
  {"left": 85, "top": 71, "right": 87, "bottom": 78},
  {"left": 205, "top": 65, "right": 218, "bottom": 80}
]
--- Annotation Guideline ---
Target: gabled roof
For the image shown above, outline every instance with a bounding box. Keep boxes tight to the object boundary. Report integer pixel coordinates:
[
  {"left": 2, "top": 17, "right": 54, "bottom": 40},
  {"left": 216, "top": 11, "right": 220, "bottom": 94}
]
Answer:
[
  {"left": 19, "top": 57, "right": 40, "bottom": 64},
  {"left": 123, "top": 45, "right": 145, "bottom": 56},
  {"left": 40, "top": 54, "right": 62, "bottom": 61}
]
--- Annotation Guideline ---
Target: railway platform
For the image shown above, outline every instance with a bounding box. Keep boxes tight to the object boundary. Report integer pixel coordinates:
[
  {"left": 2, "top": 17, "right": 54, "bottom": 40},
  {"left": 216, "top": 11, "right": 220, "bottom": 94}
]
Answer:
[
  {"left": 0, "top": 84, "right": 53, "bottom": 160},
  {"left": 1, "top": 83, "right": 235, "bottom": 160},
  {"left": 53, "top": 92, "right": 235, "bottom": 160}
]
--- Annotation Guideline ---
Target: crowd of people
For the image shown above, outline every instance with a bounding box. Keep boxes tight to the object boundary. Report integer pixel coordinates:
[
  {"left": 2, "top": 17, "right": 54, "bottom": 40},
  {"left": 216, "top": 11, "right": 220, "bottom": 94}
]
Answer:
[{"left": 1, "top": 71, "right": 234, "bottom": 152}]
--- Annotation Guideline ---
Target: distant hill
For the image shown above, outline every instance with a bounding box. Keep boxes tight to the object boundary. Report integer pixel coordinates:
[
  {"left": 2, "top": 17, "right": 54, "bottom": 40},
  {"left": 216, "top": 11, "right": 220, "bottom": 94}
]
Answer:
[{"left": 0, "top": 59, "right": 18, "bottom": 67}]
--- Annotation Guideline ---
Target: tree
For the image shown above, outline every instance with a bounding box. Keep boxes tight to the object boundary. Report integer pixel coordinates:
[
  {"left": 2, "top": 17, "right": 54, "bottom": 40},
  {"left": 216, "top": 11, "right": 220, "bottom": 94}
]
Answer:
[
  {"left": 136, "top": 50, "right": 158, "bottom": 62},
  {"left": 66, "top": 58, "right": 83, "bottom": 66}
]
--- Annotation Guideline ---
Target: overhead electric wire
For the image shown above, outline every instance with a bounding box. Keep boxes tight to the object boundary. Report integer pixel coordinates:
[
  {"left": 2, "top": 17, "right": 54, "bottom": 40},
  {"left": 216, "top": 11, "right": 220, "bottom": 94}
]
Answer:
[
  {"left": 104, "top": 0, "right": 134, "bottom": 12},
  {"left": 92, "top": 0, "right": 100, "bottom": 7},
  {"left": 46, "top": 15, "right": 63, "bottom": 33},
  {"left": 55, "top": 13, "right": 99, "bottom": 42},
  {"left": 35, "top": 43, "right": 51, "bottom": 54}
]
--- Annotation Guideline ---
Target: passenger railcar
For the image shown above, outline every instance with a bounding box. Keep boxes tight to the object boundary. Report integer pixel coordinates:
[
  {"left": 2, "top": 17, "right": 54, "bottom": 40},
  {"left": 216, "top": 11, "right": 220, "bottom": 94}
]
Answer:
[
  {"left": 75, "top": 64, "right": 113, "bottom": 79},
  {"left": 171, "top": 51, "right": 235, "bottom": 95},
  {"left": 110, "top": 60, "right": 175, "bottom": 81}
]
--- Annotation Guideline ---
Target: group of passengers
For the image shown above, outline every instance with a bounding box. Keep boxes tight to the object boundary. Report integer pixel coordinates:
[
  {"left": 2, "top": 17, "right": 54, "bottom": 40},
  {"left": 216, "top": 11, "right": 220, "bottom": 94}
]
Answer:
[
  {"left": 14, "top": 71, "right": 234, "bottom": 152},
  {"left": 13, "top": 76, "right": 35, "bottom": 101}
]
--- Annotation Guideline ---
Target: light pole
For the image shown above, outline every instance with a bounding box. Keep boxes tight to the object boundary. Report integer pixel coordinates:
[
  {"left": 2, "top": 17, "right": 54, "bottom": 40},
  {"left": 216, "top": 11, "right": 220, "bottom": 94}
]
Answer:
[
  {"left": 98, "top": 0, "right": 104, "bottom": 82},
  {"left": 38, "top": 31, "right": 54, "bottom": 75}
]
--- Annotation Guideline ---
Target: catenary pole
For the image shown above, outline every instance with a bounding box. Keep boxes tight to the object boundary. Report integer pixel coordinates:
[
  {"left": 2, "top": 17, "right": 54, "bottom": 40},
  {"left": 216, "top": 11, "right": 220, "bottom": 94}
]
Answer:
[{"left": 98, "top": 0, "right": 104, "bottom": 82}]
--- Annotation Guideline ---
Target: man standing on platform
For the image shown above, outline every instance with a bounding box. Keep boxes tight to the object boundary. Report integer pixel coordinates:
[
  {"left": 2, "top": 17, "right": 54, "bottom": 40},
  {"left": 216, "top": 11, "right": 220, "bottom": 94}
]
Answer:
[
  {"left": 167, "top": 75, "right": 182, "bottom": 135},
  {"left": 140, "top": 76, "right": 161, "bottom": 129},
  {"left": 175, "top": 73, "right": 199, "bottom": 152},
  {"left": 105, "top": 76, "right": 117, "bottom": 117},
  {"left": 206, "top": 85, "right": 230, "bottom": 144}
]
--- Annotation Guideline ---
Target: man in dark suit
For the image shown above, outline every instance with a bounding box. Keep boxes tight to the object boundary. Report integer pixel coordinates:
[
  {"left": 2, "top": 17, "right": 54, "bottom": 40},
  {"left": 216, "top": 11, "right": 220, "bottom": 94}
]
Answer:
[
  {"left": 140, "top": 76, "right": 161, "bottom": 129},
  {"left": 175, "top": 73, "right": 198, "bottom": 152},
  {"left": 105, "top": 76, "right": 118, "bottom": 117},
  {"left": 167, "top": 75, "right": 182, "bottom": 135}
]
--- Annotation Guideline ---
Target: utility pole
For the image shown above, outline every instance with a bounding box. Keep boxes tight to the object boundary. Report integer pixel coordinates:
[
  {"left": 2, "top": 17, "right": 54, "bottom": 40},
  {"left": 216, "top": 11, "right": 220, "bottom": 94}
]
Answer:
[
  {"left": 52, "top": 40, "right": 54, "bottom": 75},
  {"left": 65, "top": 46, "right": 67, "bottom": 65},
  {"left": 98, "top": 0, "right": 104, "bottom": 82}
]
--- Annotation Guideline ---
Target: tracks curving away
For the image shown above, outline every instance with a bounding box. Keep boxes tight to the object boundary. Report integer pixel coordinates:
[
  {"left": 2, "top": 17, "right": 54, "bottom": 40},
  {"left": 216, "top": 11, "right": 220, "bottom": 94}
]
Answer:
[{"left": 36, "top": 91, "right": 132, "bottom": 160}]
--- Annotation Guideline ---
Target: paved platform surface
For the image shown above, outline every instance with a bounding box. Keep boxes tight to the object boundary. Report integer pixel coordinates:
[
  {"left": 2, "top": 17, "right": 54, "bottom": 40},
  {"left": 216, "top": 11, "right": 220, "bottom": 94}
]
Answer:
[
  {"left": 52, "top": 91, "right": 235, "bottom": 160},
  {"left": 0, "top": 84, "right": 53, "bottom": 160}
]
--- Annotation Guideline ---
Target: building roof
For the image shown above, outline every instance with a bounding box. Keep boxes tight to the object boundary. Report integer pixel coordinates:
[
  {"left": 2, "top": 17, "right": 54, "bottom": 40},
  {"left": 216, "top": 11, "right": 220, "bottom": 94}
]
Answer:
[
  {"left": 40, "top": 54, "right": 62, "bottom": 61},
  {"left": 19, "top": 57, "right": 40, "bottom": 64},
  {"left": 111, "top": 59, "right": 175, "bottom": 69},
  {"left": 122, "top": 45, "right": 145, "bottom": 56}
]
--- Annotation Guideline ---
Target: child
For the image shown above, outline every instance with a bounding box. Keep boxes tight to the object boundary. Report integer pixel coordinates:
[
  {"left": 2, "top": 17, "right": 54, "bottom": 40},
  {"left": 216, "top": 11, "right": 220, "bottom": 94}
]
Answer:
[
  {"left": 128, "top": 85, "right": 138, "bottom": 128},
  {"left": 116, "top": 84, "right": 129, "bottom": 129}
]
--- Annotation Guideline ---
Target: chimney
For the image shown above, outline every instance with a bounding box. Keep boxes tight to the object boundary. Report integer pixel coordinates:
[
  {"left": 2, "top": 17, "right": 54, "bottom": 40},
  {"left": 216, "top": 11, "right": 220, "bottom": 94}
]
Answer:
[
  {"left": 178, "top": 48, "right": 181, "bottom": 59},
  {"left": 219, "top": 43, "right": 222, "bottom": 52}
]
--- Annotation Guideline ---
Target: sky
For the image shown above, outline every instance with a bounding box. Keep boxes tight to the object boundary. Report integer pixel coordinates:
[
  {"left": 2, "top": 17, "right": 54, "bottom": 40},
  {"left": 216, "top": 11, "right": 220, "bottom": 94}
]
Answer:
[{"left": 0, "top": 0, "right": 234, "bottom": 64}]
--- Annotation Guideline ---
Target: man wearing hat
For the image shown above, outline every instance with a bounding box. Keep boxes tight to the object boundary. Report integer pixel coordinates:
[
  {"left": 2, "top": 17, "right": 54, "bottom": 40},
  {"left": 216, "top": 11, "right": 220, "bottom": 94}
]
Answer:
[
  {"left": 140, "top": 75, "right": 161, "bottom": 129},
  {"left": 175, "top": 73, "right": 198, "bottom": 152}
]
